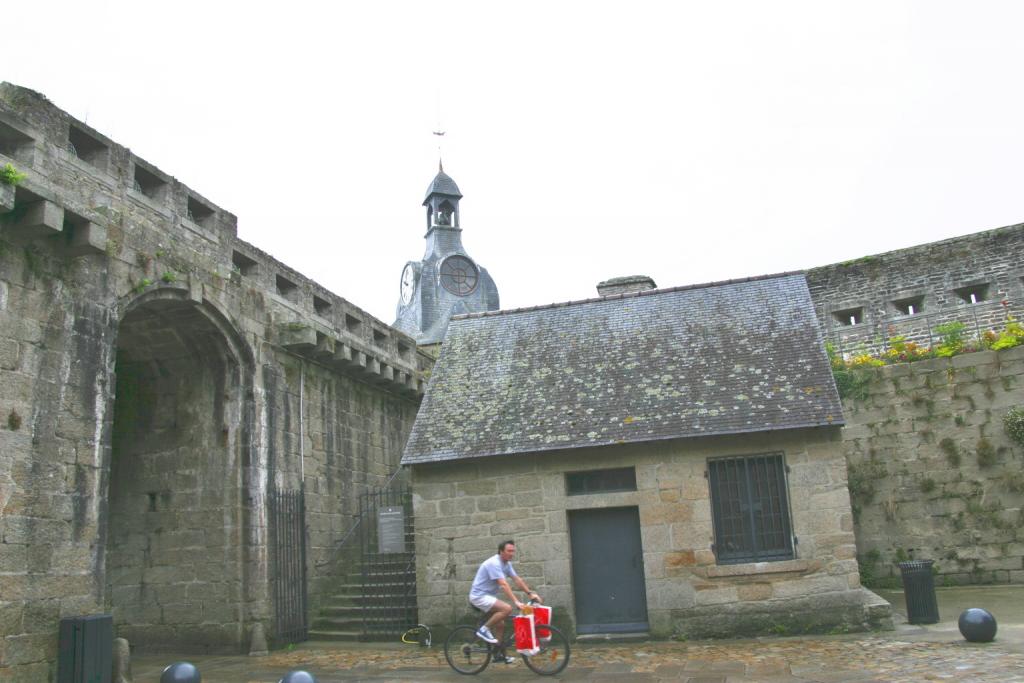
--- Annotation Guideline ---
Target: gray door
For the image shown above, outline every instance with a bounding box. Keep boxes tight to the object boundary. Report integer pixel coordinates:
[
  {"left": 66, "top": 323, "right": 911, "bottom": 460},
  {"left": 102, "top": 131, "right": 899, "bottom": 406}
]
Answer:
[{"left": 568, "top": 507, "right": 649, "bottom": 633}]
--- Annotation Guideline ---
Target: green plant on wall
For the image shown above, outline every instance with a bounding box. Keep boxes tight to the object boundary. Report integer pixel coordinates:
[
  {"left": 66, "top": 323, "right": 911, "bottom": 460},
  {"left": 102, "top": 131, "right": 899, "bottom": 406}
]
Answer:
[
  {"left": 847, "top": 457, "right": 887, "bottom": 517},
  {"left": 0, "top": 163, "right": 26, "bottom": 186},
  {"left": 1003, "top": 406, "right": 1024, "bottom": 446},
  {"left": 976, "top": 438, "right": 997, "bottom": 468},
  {"left": 934, "top": 321, "right": 966, "bottom": 357},
  {"left": 826, "top": 342, "right": 875, "bottom": 402},
  {"left": 939, "top": 437, "right": 961, "bottom": 467}
]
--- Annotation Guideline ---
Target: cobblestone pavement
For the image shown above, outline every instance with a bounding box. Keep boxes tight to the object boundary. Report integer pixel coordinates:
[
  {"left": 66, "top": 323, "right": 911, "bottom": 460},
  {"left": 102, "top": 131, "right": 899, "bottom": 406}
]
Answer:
[
  {"left": 134, "top": 586, "right": 1024, "bottom": 682},
  {"left": 133, "top": 634, "right": 1024, "bottom": 682}
]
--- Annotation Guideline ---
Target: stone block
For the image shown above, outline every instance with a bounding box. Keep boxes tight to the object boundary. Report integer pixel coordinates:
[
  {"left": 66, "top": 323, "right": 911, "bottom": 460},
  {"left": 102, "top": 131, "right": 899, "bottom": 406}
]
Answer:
[
  {"left": 693, "top": 585, "right": 737, "bottom": 606},
  {"left": 9, "top": 200, "right": 63, "bottom": 239},
  {"left": 456, "top": 480, "right": 495, "bottom": 497},
  {"left": 0, "top": 602, "right": 24, "bottom": 635},
  {"left": 0, "top": 545, "right": 27, "bottom": 572},
  {"left": 736, "top": 582, "right": 773, "bottom": 601},
  {"left": 0, "top": 183, "right": 14, "bottom": 213},
  {"left": 640, "top": 501, "right": 693, "bottom": 526},
  {"left": 771, "top": 575, "right": 848, "bottom": 599},
  {"left": 0, "top": 339, "right": 18, "bottom": 371},
  {"left": 3, "top": 633, "right": 53, "bottom": 665},
  {"left": 664, "top": 550, "right": 696, "bottom": 572},
  {"left": 67, "top": 221, "right": 107, "bottom": 256},
  {"left": 650, "top": 578, "right": 696, "bottom": 609}
]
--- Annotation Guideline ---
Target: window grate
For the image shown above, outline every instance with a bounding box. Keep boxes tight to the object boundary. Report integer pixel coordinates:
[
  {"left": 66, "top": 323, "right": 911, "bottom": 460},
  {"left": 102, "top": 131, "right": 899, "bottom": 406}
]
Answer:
[{"left": 708, "top": 453, "right": 793, "bottom": 564}]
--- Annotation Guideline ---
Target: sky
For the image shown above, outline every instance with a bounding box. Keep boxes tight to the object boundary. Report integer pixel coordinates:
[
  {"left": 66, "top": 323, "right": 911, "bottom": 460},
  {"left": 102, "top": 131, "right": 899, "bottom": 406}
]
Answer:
[{"left": 5, "top": 1, "right": 1024, "bottom": 324}]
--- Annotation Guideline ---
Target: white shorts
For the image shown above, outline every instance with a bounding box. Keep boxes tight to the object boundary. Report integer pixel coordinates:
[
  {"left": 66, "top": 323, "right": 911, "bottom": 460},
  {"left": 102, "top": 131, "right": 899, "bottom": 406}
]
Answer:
[{"left": 469, "top": 592, "right": 498, "bottom": 611}]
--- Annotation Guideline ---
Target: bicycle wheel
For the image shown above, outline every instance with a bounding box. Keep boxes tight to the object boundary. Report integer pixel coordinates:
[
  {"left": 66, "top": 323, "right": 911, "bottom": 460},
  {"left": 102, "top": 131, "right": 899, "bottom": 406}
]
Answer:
[
  {"left": 444, "top": 625, "right": 492, "bottom": 675},
  {"left": 521, "top": 624, "right": 570, "bottom": 676}
]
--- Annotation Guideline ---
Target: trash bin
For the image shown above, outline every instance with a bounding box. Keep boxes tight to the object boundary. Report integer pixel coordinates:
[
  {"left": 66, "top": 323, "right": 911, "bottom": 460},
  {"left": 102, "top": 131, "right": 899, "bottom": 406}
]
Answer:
[{"left": 897, "top": 560, "right": 940, "bottom": 624}]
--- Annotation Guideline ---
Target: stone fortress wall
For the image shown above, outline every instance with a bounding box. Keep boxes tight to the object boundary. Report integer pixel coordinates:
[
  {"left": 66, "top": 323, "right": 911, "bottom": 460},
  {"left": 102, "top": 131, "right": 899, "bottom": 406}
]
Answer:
[
  {"left": 0, "top": 83, "right": 429, "bottom": 680},
  {"left": 806, "top": 222, "right": 1024, "bottom": 356},
  {"left": 839, "top": 346, "right": 1024, "bottom": 585},
  {"left": 805, "top": 222, "right": 1024, "bottom": 584}
]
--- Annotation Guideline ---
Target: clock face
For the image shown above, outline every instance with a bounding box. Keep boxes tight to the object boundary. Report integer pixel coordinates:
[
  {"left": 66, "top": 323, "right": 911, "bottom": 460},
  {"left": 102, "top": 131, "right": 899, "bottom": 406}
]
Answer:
[
  {"left": 439, "top": 255, "right": 479, "bottom": 296},
  {"left": 400, "top": 263, "right": 417, "bottom": 305}
]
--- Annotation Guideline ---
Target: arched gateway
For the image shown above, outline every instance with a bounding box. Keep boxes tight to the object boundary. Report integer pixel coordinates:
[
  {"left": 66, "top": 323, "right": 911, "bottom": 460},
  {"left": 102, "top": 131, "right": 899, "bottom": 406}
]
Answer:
[{"left": 106, "top": 291, "right": 255, "bottom": 652}]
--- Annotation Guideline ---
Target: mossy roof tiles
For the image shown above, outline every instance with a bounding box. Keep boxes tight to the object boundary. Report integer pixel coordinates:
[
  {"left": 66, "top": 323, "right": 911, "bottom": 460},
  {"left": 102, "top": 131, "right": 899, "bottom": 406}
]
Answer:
[{"left": 402, "top": 272, "right": 842, "bottom": 465}]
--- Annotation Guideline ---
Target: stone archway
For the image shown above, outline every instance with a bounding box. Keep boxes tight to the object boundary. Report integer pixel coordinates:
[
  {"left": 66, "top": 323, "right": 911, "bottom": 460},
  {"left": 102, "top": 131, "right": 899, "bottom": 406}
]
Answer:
[{"left": 105, "top": 293, "right": 252, "bottom": 653}]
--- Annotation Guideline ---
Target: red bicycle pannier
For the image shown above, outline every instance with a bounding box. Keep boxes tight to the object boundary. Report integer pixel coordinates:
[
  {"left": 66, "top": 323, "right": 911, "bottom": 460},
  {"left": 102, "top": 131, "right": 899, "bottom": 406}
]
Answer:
[{"left": 513, "top": 613, "right": 539, "bottom": 655}]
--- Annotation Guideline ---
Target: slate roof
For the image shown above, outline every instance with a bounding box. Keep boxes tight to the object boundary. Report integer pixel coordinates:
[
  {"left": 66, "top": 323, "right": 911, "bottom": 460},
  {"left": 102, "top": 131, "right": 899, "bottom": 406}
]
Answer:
[
  {"left": 402, "top": 272, "right": 843, "bottom": 465},
  {"left": 423, "top": 170, "right": 462, "bottom": 203}
]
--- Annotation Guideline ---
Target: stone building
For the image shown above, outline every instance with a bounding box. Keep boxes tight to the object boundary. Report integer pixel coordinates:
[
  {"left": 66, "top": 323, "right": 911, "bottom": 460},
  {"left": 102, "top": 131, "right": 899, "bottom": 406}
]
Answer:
[
  {"left": 807, "top": 221, "right": 1024, "bottom": 356},
  {"left": 0, "top": 83, "right": 430, "bottom": 680},
  {"left": 392, "top": 164, "right": 499, "bottom": 347},
  {"left": 402, "top": 273, "right": 891, "bottom": 638}
]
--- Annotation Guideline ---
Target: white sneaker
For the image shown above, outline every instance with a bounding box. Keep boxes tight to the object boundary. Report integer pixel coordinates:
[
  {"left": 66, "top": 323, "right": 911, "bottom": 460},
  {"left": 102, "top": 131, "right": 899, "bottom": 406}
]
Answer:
[
  {"left": 497, "top": 654, "right": 516, "bottom": 664},
  {"left": 475, "top": 626, "right": 497, "bottom": 644}
]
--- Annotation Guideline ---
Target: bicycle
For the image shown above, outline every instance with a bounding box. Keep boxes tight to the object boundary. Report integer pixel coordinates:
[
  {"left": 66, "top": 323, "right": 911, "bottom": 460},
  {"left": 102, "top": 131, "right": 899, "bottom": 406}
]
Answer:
[{"left": 443, "top": 602, "right": 571, "bottom": 676}]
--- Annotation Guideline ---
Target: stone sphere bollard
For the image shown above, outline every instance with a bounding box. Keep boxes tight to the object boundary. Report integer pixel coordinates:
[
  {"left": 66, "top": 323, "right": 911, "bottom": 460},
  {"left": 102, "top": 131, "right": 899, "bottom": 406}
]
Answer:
[
  {"left": 958, "top": 608, "right": 997, "bottom": 643},
  {"left": 279, "top": 670, "right": 318, "bottom": 683},
  {"left": 160, "top": 661, "right": 201, "bottom": 683}
]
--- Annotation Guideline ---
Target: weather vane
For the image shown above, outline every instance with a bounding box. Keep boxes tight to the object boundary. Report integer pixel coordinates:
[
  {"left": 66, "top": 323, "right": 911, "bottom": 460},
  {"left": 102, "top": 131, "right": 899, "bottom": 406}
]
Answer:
[{"left": 434, "top": 93, "right": 446, "bottom": 168}]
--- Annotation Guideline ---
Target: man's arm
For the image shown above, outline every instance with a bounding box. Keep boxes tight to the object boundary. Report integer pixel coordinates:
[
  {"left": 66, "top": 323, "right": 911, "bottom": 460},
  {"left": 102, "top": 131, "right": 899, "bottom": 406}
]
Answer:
[
  {"left": 513, "top": 575, "right": 540, "bottom": 602},
  {"left": 495, "top": 578, "right": 523, "bottom": 608}
]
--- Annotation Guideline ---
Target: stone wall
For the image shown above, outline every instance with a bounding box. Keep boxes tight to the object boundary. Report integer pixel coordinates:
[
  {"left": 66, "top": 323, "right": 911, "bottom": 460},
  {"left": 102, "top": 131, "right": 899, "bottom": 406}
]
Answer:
[
  {"left": 841, "top": 346, "right": 1024, "bottom": 585},
  {"left": 0, "top": 83, "right": 427, "bottom": 680},
  {"left": 411, "top": 429, "right": 890, "bottom": 640},
  {"left": 806, "top": 222, "right": 1024, "bottom": 356}
]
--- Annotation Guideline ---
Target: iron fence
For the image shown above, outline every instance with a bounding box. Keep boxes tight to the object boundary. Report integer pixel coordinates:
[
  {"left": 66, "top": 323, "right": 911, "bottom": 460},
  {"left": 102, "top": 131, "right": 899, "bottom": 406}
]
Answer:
[{"left": 269, "top": 487, "right": 309, "bottom": 644}]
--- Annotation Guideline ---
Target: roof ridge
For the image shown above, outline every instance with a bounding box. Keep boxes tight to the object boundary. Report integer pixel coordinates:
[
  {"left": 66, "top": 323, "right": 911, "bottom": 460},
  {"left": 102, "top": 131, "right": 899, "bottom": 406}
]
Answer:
[{"left": 452, "top": 270, "right": 806, "bottom": 321}]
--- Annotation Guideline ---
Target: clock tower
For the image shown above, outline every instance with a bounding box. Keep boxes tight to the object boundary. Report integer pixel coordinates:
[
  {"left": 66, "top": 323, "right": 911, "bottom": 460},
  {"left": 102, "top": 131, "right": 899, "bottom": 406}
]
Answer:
[{"left": 393, "top": 163, "right": 499, "bottom": 346}]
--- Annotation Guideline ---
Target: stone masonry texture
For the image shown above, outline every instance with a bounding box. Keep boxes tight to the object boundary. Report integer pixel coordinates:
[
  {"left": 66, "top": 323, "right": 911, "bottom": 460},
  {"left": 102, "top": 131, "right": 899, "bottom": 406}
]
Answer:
[
  {"left": 807, "top": 221, "right": 1024, "bottom": 356},
  {"left": 410, "top": 429, "right": 890, "bottom": 641},
  {"left": 840, "top": 344, "right": 1024, "bottom": 586},
  {"left": 0, "top": 83, "right": 427, "bottom": 680}
]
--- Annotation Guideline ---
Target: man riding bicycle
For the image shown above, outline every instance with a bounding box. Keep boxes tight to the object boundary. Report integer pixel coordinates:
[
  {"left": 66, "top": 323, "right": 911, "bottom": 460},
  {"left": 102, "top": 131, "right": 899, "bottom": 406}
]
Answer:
[{"left": 469, "top": 540, "right": 542, "bottom": 658}]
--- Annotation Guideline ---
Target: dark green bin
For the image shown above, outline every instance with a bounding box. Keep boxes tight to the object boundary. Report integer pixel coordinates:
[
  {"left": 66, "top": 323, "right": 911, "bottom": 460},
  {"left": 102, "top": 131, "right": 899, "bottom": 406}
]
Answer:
[
  {"left": 58, "top": 614, "right": 112, "bottom": 683},
  {"left": 897, "top": 560, "right": 940, "bottom": 624}
]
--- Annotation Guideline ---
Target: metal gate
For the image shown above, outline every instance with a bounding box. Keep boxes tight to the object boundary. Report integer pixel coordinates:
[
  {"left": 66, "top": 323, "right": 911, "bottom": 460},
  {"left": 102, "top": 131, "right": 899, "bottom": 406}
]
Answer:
[
  {"left": 270, "top": 487, "right": 309, "bottom": 644},
  {"left": 358, "top": 485, "right": 417, "bottom": 638}
]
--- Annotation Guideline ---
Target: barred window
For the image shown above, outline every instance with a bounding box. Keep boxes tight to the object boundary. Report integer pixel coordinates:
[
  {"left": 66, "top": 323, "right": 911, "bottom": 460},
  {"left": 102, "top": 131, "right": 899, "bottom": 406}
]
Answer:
[{"left": 707, "top": 453, "right": 794, "bottom": 564}]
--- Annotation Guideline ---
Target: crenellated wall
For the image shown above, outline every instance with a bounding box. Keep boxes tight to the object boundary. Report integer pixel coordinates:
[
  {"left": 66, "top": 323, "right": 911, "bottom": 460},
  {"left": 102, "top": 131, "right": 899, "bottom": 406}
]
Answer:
[
  {"left": 807, "top": 223, "right": 1024, "bottom": 357},
  {"left": 0, "top": 83, "right": 428, "bottom": 679}
]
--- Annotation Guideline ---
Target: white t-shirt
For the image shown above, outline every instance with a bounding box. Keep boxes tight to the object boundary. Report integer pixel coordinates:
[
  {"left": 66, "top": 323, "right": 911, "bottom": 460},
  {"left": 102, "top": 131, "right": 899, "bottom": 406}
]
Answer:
[{"left": 469, "top": 554, "right": 518, "bottom": 597}]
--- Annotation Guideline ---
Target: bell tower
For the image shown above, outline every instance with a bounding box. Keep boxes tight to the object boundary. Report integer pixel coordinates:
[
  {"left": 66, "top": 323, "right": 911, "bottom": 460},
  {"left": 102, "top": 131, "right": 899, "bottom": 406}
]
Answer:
[{"left": 393, "top": 163, "right": 499, "bottom": 346}]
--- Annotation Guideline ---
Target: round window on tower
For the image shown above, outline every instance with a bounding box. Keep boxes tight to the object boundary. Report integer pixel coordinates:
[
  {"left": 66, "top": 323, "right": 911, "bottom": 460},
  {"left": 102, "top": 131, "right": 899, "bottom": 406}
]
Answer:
[{"left": 439, "top": 255, "right": 479, "bottom": 296}]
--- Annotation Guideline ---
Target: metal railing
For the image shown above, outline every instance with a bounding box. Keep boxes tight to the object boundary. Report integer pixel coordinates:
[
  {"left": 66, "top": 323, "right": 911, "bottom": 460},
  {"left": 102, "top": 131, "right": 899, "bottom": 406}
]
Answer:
[{"left": 826, "top": 300, "right": 1011, "bottom": 358}]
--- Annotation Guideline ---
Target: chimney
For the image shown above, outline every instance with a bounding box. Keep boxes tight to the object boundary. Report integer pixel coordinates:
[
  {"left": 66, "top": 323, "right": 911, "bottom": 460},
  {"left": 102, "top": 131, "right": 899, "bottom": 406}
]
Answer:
[{"left": 596, "top": 275, "right": 658, "bottom": 297}]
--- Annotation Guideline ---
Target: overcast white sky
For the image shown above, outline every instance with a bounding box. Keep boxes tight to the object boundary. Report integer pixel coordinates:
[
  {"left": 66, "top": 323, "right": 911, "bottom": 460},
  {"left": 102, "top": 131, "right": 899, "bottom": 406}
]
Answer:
[{"left": 6, "top": 2, "right": 1024, "bottom": 323}]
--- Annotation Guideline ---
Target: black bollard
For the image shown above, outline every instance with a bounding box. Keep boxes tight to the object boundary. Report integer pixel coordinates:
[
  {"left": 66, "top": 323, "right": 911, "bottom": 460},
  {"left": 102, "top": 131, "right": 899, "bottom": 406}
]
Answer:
[
  {"left": 279, "top": 670, "right": 318, "bottom": 683},
  {"left": 160, "top": 661, "right": 201, "bottom": 683},
  {"left": 958, "top": 608, "right": 997, "bottom": 643}
]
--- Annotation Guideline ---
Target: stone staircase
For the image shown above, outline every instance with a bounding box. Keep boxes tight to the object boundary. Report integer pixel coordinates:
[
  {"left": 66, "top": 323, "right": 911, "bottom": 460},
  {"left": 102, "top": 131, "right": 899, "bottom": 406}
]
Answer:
[{"left": 309, "top": 554, "right": 417, "bottom": 641}]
